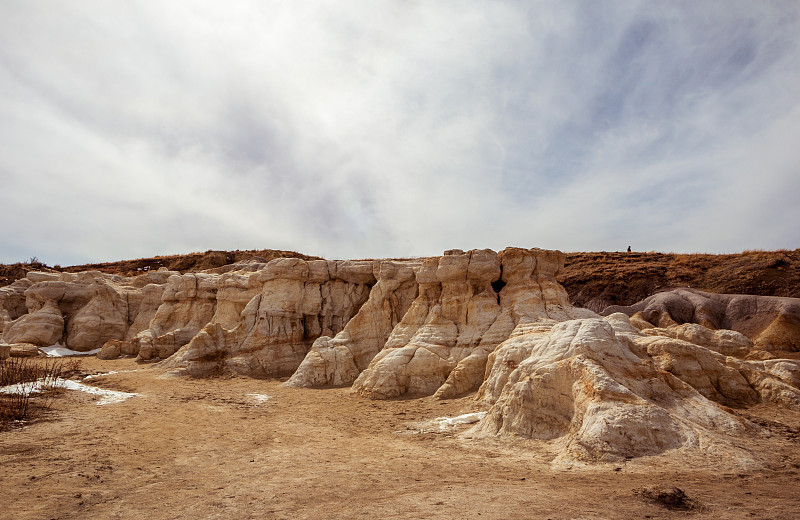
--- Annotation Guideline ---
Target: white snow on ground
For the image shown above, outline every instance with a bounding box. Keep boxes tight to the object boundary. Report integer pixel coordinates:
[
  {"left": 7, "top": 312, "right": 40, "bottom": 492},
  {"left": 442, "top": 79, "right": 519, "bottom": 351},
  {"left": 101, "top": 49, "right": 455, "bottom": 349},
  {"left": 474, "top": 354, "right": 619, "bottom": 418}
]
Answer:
[
  {"left": 247, "top": 393, "right": 273, "bottom": 404},
  {"left": 0, "top": 378, "right": 137, "bottom": 405},
  {"left": 431, "top": 412, "right": 487, "bottom": 430},
  {"left": 83, "top": 371, "right": 119, "bottom": 380},
  {"left": 41, "top": 343, "right": 101, "bottom": 357}
]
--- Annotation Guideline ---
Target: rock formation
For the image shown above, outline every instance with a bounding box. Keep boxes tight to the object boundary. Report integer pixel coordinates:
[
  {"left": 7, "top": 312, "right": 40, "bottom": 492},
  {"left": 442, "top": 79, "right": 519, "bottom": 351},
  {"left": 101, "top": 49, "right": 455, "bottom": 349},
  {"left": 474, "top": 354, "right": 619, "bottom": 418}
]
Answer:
[
  {"left": 346, "top": 248, "right": 595, "bottom": 399},
  {"left": 285, "top": 259, "right": 421, "bottom": 387},
  {"left": 472, "top": 313, "right": 800, "bottom": 462},
  {"left": 163, "top": 258, "right": 375, "bottom": 377},
  {"left": 1, "top": 270, "right": 168, "bottom": 354},
  {"left": 603, "top": 288, "right": 800, "bottom": 355},
  {"left": 3, "top": 247, "right": 800, "bottom": 464}
]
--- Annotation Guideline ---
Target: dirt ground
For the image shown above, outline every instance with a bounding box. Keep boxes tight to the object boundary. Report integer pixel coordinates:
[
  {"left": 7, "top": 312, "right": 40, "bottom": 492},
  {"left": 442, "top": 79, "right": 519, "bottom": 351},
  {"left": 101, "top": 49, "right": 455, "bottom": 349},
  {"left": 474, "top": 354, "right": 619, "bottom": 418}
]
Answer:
[{"left": 2, "top": 357, "right": 799, "bottom": 520}]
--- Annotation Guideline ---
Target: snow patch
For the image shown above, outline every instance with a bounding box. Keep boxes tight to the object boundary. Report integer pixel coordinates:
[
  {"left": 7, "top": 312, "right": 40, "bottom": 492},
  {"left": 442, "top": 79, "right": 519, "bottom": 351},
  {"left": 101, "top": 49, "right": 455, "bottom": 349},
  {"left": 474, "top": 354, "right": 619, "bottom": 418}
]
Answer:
[
  {"left": 431, "top": 412, "right": 487, "bottom": 430},
  {"left": 247, "top": 393, "right": 273, "bottom": 404},
  {"left": 0, "top": 378, "right": 137, "bottom": 405},
  {"left": 41, "top": 343, "right": 101, "bottom": 357},
  {"left": 82, "top": 370, "right": 138, "bottom": 380}
]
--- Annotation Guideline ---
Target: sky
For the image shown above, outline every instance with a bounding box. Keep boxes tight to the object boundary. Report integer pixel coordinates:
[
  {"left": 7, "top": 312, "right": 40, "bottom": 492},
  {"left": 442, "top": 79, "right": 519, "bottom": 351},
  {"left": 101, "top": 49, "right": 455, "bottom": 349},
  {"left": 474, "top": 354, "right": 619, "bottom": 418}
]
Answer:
[{"left": 1, "top": 1, "right": 799, "bottom": 265}]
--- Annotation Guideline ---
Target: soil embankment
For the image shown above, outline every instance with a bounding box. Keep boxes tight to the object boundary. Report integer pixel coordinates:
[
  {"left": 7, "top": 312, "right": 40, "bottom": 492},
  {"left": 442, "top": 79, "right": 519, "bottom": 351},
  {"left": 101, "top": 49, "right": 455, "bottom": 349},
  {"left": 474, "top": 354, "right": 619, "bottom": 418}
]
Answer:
[{"left": 558, "top": 249, "right": 800, "bottom": 312}]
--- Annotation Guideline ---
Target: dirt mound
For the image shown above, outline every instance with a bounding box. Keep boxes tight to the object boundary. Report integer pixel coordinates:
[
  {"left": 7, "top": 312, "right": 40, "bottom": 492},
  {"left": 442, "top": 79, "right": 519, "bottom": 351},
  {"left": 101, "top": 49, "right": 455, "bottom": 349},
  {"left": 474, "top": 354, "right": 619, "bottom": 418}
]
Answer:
[
  {"left": 559, "top": 249, "right": 800, "bottom": 312},
  {"left": 635, "top": 486, "right": 701, "bottom": 511}
]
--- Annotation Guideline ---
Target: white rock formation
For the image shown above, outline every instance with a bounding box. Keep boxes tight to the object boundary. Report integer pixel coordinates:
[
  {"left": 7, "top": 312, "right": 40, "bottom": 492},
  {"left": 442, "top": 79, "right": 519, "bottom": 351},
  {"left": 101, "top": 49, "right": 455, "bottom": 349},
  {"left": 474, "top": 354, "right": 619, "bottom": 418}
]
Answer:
[
  {"left": 286, "top": 259, "right": 421, "bottom": 387},
  {"left": 163, "top": 258, "right": 375, "bottom": 377},
  {"left": 1, "top": 271, "right": 167, "bottom": 352},
  {"left": 471, "top": 313, "right": 800, "bottom": 461},
  {"left": 4, "top": 248, "right": 800, "bottom": 463},
  {"left": 349, "top": 248, "right": 595, "bottom": 399}
]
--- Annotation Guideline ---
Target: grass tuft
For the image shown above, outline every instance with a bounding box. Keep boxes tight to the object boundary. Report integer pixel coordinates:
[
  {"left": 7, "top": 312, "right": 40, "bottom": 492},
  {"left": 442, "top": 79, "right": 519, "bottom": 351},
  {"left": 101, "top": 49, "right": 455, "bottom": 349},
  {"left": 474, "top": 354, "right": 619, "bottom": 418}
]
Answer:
[{"left": 0, "top": 358, "right": 82, "bottom": 428}]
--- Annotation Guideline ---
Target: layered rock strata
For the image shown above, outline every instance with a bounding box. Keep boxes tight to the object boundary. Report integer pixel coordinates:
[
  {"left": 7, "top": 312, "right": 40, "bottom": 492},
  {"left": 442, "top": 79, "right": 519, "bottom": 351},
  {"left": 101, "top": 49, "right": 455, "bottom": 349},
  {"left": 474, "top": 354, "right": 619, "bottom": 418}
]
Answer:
[
  {"left": 3, "top": 248, "right": 800, "bottom": 463},
  {"left": 344, "top": 248, "right": 595, "bottom": 399},
  {"left": 164, "top": 258, "right": 375, "bottom": 377},
  {"left": 0, "top": 270, "right": 172, "bottom": 353}
]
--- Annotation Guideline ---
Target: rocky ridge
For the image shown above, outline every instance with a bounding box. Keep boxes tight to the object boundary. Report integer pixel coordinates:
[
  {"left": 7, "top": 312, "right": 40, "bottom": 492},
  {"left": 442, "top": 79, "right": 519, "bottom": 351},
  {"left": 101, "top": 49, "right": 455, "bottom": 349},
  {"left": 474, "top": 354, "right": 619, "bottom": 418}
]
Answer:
[{"left": 3, "top": 247, "right": 800, "bottom": 463}]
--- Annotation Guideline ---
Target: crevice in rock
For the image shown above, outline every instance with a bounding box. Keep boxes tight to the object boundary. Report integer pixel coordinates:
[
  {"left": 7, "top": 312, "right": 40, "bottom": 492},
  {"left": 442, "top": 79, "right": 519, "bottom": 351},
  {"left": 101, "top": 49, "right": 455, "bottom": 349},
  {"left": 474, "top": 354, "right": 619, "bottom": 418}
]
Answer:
[{"left": 491, "top": 266, "right": 506, "bottom": 304}]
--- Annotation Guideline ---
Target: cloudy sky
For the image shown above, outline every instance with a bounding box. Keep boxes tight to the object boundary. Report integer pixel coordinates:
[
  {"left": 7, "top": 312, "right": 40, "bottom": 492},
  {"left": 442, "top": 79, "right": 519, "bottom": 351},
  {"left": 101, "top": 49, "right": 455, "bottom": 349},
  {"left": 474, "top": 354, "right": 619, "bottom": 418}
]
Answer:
[{"left": 1, "top": 1, "right": 799, "bottom": 265}]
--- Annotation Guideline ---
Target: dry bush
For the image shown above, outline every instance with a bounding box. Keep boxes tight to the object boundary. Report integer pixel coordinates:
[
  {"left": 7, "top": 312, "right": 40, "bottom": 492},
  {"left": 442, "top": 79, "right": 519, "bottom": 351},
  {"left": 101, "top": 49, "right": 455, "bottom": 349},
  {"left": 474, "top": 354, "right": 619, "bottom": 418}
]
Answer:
[
  {"left": 634, "top": 486, "right": 703, "bottom": 511},
  {"left": 0, "top": 357, "right": 82, "bottom": 428}
]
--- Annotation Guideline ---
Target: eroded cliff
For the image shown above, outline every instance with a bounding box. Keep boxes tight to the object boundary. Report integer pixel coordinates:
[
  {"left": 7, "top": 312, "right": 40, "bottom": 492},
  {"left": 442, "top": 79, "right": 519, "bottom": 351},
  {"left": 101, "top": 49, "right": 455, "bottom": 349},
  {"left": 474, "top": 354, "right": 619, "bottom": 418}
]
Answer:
[{"left": 3, "top": 247, "right": 800, "bottom": 464}]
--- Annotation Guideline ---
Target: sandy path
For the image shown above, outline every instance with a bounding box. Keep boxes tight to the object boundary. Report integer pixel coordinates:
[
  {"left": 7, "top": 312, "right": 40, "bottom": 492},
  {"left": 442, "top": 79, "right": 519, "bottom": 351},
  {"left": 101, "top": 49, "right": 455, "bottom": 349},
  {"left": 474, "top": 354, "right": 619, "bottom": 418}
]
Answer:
[{"left": 2, "top": 358, "right": 799, "bottom": 519}]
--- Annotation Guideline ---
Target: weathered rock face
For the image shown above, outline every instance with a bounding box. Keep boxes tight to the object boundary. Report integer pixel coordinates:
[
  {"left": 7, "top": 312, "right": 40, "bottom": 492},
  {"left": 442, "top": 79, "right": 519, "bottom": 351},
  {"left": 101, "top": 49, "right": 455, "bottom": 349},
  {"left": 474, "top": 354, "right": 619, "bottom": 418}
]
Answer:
[
  {"left": 163, "top": 258, "right": 376, "bottom": 377},
  {"left": 348, "top": 248, "right": 596, "bottom": 399},
  {"left": 133, "top": 273, "right": 219, "bottom": 361},
  {"left": 0, "top": 278, "right": 32, "bottom": 333},
  {"left": 3, "top": 248, "right": 800, "bottom": 464},
  {"left": 603, "top": 288, "right": 800, "bottom": 355},
  {"left": 3, "top": 300, "right": 65, "bottom": 347},
  {"left": 286, "top": 259, "right": 421, "bottom": 387},
  {"left": 472, "top": 313, "right": 800, "bottom": 462},
  {"left": 0, "top": 271, "right": 164, "bottom": 352}
]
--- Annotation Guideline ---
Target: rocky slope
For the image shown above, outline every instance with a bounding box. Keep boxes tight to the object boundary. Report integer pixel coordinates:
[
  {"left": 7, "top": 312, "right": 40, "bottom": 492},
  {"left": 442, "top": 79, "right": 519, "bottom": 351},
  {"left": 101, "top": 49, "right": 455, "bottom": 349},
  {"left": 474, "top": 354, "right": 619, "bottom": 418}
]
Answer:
[
  {"left": 559, "top": 249, "right": 800, "bottom": 312},
  {"left": 3, "top": 246, "right": 800, "bottom": 464}
]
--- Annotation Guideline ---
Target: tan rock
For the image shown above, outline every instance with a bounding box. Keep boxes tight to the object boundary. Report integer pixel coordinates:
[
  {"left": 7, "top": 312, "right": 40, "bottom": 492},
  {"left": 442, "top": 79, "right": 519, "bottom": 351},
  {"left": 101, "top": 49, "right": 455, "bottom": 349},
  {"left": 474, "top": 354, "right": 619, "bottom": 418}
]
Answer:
[
  {"left": 351, "top": 248, "right": 596, "bottom": 400},
  {"left": 135, "top": 273, "right": 219, "bottom": 361},
  {"left": 163, "top": 258, "right": 373, "bottom": 377},
  {"left": 97, "top": 340, "right": 123, "bottom": 360},
  {"left": 286, "top": 259, "right": 421, "bottom": 388},
  {"left": 641, "top": 323, "right": 753, "bottom": 357},
  {"left": 2, "top": 300, "right": 65, "bottom": 346},
  {"left": 603, "top": 288, "right": 800, "bottom": 354},
  {"left": 471, "top": 312, "right": 800, "bottom": 461},
  {"left": 8, "top": 342, "right": 41, "bottom": 357},
  {"left": 472, "top": 316, "right": 753, "bottom": 462},
  {"left": 64, "top": 279, "right": 128, "bottom": 351},
  {"left": 0, "top": 279, "right": 33, "bottom": 332}
]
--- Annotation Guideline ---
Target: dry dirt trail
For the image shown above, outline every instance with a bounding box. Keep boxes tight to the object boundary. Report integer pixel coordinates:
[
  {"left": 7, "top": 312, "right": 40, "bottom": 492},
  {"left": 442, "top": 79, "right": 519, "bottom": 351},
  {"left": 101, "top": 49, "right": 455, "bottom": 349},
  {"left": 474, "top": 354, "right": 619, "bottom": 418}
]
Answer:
[{"left": 2, "top": 358, "right": 800, "bottom": 519}]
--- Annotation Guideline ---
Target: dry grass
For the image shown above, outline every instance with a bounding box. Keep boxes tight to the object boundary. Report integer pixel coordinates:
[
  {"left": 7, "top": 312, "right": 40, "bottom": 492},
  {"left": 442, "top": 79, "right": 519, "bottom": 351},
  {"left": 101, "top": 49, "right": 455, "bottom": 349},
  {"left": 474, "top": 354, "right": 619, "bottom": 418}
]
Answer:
[
  {"left": 559, "top": 249, "right": 800, "bottom": 311},
  {"left": 0, "top": 358, "right": 82, "bottom": 428}
]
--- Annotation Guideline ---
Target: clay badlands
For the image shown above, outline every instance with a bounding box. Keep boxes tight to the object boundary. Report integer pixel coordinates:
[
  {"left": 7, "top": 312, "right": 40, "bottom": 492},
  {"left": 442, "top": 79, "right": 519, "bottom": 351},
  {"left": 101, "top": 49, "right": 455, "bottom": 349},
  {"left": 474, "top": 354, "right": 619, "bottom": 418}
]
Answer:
[{"left": 2, "top": 248, "right": 799, "bottom": 519}]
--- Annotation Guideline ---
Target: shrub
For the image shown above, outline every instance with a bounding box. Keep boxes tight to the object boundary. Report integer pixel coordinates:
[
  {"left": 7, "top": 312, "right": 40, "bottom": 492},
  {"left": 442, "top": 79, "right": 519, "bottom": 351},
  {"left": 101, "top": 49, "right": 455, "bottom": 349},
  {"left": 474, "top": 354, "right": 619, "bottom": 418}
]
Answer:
[{"left": 0, "top": 358, "right": 81, "bottom": 428}]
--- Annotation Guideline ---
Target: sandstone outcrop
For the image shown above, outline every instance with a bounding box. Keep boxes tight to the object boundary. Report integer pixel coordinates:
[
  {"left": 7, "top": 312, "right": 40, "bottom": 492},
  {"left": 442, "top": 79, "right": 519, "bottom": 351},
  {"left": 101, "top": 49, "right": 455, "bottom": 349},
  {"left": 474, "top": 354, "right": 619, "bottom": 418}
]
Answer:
[
  {"left": 285, "top": 259, "right": 421, "bottom": 387},
  {"left": 471, "top": 313, "right": 800, "bottom": 461},
  {"left": 348, "top": 249, "right": 596, "bottom": 399},
  {"left": 0, "top": 277, "right": 31, "bottom": 333},
  {"left": 0, "top": 270, "right": 173, "bottom": 353},
  {"left": 3, "top": 248, "right": 800, "bottom": 463},
  {"left": 7, "top": 342, "right": 42, "bottom": 357},
  {"left": 603, "top": 288, "right": 800, "bottom": 355},
  {"left": 162, "top": 258, "right": 376, "bottom": 377}
]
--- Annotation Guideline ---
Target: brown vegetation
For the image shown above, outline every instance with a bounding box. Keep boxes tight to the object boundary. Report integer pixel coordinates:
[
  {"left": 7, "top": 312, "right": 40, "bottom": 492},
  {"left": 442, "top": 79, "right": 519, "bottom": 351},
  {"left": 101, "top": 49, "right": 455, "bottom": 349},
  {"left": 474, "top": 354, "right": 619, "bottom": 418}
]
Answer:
[
  {"left": 0, "top": 358, "right": 82, "bottom": 428},
  {"left": 559, "top": 249, "right": 800, "bottom": 312}
]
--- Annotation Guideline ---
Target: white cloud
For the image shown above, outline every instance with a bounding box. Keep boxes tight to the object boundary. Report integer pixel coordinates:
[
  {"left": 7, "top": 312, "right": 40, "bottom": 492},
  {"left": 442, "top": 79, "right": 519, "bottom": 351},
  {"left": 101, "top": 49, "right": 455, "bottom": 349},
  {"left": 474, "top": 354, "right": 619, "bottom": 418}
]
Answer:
[{"left": 1, "top": 1, "right": 798, "bottom": 264}]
